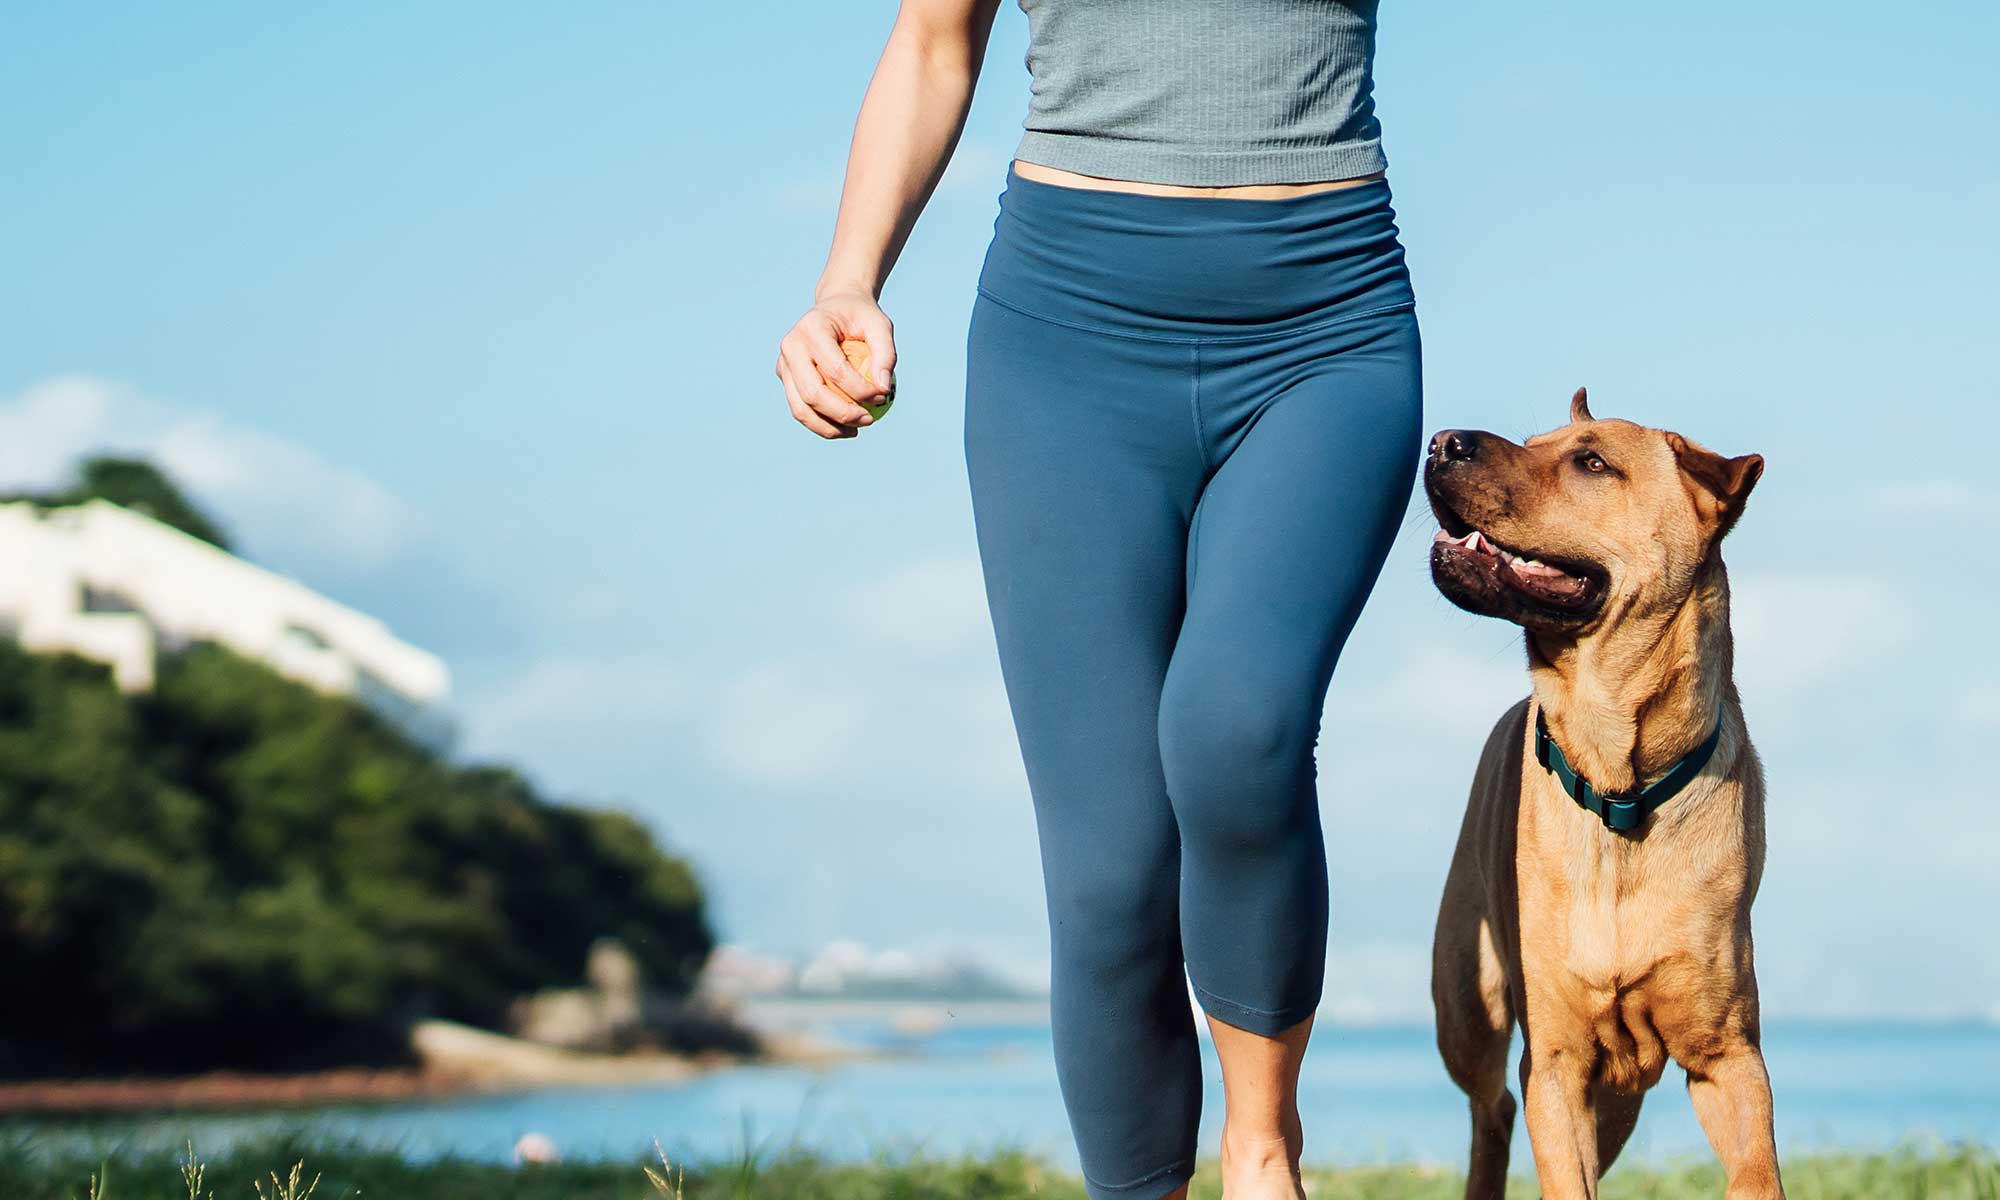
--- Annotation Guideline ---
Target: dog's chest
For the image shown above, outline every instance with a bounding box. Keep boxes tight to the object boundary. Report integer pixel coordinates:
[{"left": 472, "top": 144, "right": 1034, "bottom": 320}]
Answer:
[
  {"left": 1518, "top": 806, "right": 1750, "bottom": 1082},
  {"left": 1550, "top": 837, "right": 1666, "bottom": 987},
  {"left": 1512, "top": 849, "right": 1679, "bottom": 1089}
]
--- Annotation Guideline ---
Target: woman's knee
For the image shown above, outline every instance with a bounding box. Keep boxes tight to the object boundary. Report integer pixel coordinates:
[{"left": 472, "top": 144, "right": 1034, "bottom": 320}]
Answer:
[
  {"left": 1157, "top": 662, "right": 1316, "bottom": 848},
  {"left": 1044, "top": 856, "right": 1181, "bottom": 967}
]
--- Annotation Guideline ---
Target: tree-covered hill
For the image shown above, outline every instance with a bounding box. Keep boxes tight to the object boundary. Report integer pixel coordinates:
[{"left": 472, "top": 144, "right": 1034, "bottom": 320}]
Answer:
[
  {"left": 0, "top": 640, "right": 714, "bottom": 1076},
  {"left": 1, "top": 456, "right": 231, "bottom": 549}
]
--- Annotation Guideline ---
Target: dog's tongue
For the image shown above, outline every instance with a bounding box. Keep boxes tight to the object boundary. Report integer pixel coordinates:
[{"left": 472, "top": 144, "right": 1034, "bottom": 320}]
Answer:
[
  {"left": 1508, "top": 558, "right": 1566, "bottom": 580},
  {"left": 1435, "top": 527, "right": 1591, "bottom": 604},
  {"left": 1507, "top": 556, "right": 1588, "bottom": 601}
]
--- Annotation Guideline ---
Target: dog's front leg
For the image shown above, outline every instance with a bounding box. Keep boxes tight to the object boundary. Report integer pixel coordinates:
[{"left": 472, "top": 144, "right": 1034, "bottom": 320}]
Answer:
[
  {"left": 1519, "top": 1039, "right": 1601, "bottom": 1199},
  {"left": 1686, "top": 1046, "right": 1785, "bottom": 1198}
]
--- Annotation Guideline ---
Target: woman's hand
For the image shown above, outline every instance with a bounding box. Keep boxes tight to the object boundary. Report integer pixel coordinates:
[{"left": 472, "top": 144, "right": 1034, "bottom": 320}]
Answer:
[
  {"left": 777, "top": 292, "right": 897, "bottom": 439},
  {"left": 774, "top": 0, "right": 996, "bottom": 437}
]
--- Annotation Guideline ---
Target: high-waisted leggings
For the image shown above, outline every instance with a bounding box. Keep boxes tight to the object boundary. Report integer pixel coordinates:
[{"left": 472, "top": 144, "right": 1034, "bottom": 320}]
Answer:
[{"left": 963, "top": 168, "right": 1423, "bottom": 1200}]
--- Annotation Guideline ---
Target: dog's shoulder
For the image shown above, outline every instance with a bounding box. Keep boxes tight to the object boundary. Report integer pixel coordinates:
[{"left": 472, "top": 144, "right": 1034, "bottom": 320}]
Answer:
[
  {"left": 1479, "top": 696, "right": 1532, "bottom": 776},
  {"left": 1458, "top": 696, "right": 1531, "bottom": 825}
]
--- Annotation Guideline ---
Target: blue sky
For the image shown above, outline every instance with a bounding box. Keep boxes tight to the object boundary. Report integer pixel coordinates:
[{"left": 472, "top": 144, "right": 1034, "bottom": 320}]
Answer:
[{"left": 4, "top": 2, "right": 1995, "bottom": 1019}]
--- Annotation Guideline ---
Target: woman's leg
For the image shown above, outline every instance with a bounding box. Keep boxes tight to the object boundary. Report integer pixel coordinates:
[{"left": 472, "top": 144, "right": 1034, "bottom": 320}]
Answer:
[
  {"left": 1158, "top": 310, "right": 1423, "bottom": 1188},
  {"left": 1208, "top": 1012, "right": 1314, "bottom": 1195},
  {"left": 965, "top": 296, "right": 1207, "bottom": 1200}
]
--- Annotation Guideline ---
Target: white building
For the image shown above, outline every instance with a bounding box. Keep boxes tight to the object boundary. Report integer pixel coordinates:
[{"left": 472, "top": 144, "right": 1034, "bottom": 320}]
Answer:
[
  {"left": 693, "top": 944, "right": 799, "bottom": 1002},
  {"left": 0, "top": 499, "right": 449, "bottom": 741}
]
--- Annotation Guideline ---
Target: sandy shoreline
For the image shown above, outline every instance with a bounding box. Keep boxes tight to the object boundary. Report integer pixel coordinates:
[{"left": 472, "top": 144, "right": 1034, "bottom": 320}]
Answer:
[{"left": 0, "top": 1019, "right": 857, "bottom": 1117}]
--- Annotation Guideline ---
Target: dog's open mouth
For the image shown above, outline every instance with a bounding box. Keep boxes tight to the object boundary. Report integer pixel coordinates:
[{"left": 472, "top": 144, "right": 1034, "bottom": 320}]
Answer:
[{"left": 1429, "top": 519, "right": 1607, "bottom": 614}]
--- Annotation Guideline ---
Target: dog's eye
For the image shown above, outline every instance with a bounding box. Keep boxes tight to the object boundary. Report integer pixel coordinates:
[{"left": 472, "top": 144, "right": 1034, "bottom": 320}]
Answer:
[{"left": 1575, "top": 451, "right": 1610, "bottom": 474}]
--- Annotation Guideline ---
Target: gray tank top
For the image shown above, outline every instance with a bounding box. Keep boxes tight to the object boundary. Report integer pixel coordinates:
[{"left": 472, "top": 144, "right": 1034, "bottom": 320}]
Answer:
[{"left": 1012, "top": 0, "right": 1385, "bottom": 187}]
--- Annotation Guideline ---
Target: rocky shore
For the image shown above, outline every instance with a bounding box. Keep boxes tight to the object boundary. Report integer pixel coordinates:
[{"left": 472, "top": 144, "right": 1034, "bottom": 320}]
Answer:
[{"left": 0, "top": 1017, "right": 856, "bottom": 1117}]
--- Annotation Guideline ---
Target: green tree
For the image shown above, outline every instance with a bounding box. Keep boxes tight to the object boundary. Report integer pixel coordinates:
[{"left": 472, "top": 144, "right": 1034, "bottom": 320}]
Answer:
[
  {"left": 0, "top": 641, "right": 714, "bottom": 1075},
  {"left": 0, "top": 456, "right": 231, "bottom": 549}
]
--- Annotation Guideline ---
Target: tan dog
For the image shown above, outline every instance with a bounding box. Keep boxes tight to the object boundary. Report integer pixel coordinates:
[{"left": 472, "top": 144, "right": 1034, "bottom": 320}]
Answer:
[{"left": 1424, "top": 390, "right": 1782, "bottom": 1200}]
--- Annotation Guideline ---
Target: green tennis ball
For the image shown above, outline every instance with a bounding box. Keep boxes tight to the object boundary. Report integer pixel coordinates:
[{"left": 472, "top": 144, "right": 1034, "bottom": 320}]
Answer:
[{"left": 839, "top": 339, "right": 895, "bottom": 421}]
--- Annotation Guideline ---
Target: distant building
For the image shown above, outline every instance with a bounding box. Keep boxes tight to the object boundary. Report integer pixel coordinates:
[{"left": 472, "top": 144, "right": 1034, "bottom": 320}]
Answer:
[
  {"left": 0, "top": 498, "right": 450, "bottom": 743},
  {"left": 696, "top": 944, "right": 799, "bottom": 1001},
  {"left": 698, "top": 939, "right": 1042, "bottom": 1002}
]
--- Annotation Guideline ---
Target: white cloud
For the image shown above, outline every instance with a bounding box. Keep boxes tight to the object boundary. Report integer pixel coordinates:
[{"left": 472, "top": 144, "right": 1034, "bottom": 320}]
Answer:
[
  {"left": 454, "top": 554, "right": 1017, "bottom": 797},
  {"left": 1865, "top": 478, "right": 1991, "bottom": 518},
  {"left": 701, "top": 553, "right": 1020, "bottom": 789},
  {"left": 0, "top": 375, "right": 413, "bottom": 576},
  {"left": 1333, "top": 570, "right": 1916, "bottom": 737},
  {"left": 1730, "top": 571, "right": 1915, "bottom": 700},
  {"left": 702, "top": 636, "right": 1020, "bottom": 790},
  {"left": 1328, "top": 642, "right": 1527, "bottom": 732},
  {"left": 465, "top": 653, "right": 690, "bottom": 765},
  {"left": 1321, "top": 937, "right": 1434, "bottom": 1024},
  {"left": 708, "top": 660, "right": 873, "bottom": 784},
  {"left": 0, "top": 377, "right": 124, "bottom": 486},
  {"left": 842, "top": 554, "right": 990, "bottom": 657},
  {"left": 1958, "top": 685, "right": 2000, "bottom": 730},
  {"left": 775, "top": 168, "right": 842, "bottom": 214},
  {"left": 774, "top": 139, "right": 1007, "bottom": 215},
  {"left": 938, "top": 139, "right": 1008, "bottom": 194}
]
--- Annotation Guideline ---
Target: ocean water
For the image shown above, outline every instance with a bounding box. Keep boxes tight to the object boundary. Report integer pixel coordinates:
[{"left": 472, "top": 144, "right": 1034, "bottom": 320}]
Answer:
[{"left": 18, "top": 1015, "right": 1999, "bottom": 1169}]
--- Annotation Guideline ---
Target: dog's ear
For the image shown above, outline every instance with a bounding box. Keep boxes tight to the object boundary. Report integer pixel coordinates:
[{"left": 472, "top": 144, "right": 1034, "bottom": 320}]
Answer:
[
  {"left": 1666, "top": 431, "right": 1763, "bottom": 540},
  {"left": 1569, "top": 387, "right": 1593, "bottom": 424}
]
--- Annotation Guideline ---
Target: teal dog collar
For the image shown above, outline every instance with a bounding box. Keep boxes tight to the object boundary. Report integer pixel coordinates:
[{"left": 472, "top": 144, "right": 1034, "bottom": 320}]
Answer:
[{"left": 1534, "top": 708, "right": 1723, "bottom": 834}]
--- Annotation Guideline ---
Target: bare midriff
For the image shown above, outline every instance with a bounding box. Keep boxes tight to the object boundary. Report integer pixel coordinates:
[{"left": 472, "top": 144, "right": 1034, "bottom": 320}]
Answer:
[{"left": 1010, "top": 159, "right": 1387, "bottom": 199}]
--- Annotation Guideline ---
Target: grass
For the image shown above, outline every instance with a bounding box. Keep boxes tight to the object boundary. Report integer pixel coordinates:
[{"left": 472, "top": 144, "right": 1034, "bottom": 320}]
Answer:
[{"left": 1, "top": 1139, "right": 1994, "bottom": 1200}]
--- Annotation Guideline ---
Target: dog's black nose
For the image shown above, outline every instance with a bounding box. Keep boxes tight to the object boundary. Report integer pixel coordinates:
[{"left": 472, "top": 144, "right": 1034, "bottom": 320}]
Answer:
[{"left": 1430, "top": 430, "right": 1482, "bottom": 464}]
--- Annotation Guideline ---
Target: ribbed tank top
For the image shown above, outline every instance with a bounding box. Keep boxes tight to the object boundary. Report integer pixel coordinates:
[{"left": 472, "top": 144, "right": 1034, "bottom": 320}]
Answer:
[{"left": 1012, "top": 0, "right": 1386, "bottom": 187}]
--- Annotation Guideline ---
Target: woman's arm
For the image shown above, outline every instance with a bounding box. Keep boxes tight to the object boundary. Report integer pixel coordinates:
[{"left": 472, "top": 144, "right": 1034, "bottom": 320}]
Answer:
[{"left": 777, "top": 0, "right": 1003, "bottom": 438}]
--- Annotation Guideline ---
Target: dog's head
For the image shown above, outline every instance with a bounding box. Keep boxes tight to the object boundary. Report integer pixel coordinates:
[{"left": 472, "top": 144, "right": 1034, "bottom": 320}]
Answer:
[{"left": 1424, "top": 389, "right": 1763, "bottom": 637}]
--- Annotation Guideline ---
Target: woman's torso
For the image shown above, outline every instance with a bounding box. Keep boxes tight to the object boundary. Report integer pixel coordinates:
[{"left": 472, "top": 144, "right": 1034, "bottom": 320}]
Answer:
[{"left": 1011, "top": 0, "right": 1386, "bottom": 196}]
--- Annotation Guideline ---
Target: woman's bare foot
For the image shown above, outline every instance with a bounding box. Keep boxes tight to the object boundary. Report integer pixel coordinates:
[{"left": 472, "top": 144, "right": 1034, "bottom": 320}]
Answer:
[{"left": 1218, "top": 1112, "right": 1306, "bottom": 1199}]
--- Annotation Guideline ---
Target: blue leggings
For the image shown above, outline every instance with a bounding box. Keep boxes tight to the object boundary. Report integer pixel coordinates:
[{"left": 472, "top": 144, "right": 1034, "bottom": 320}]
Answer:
[{"left": 963, "top": 168, "right": 1423, "bottom": 1199}]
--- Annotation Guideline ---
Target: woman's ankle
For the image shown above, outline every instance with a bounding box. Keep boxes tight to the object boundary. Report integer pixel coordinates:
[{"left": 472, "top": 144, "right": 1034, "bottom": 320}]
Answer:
[{"left": 1218, "top": 1115, "right": 1303, "bottom": 1170}]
